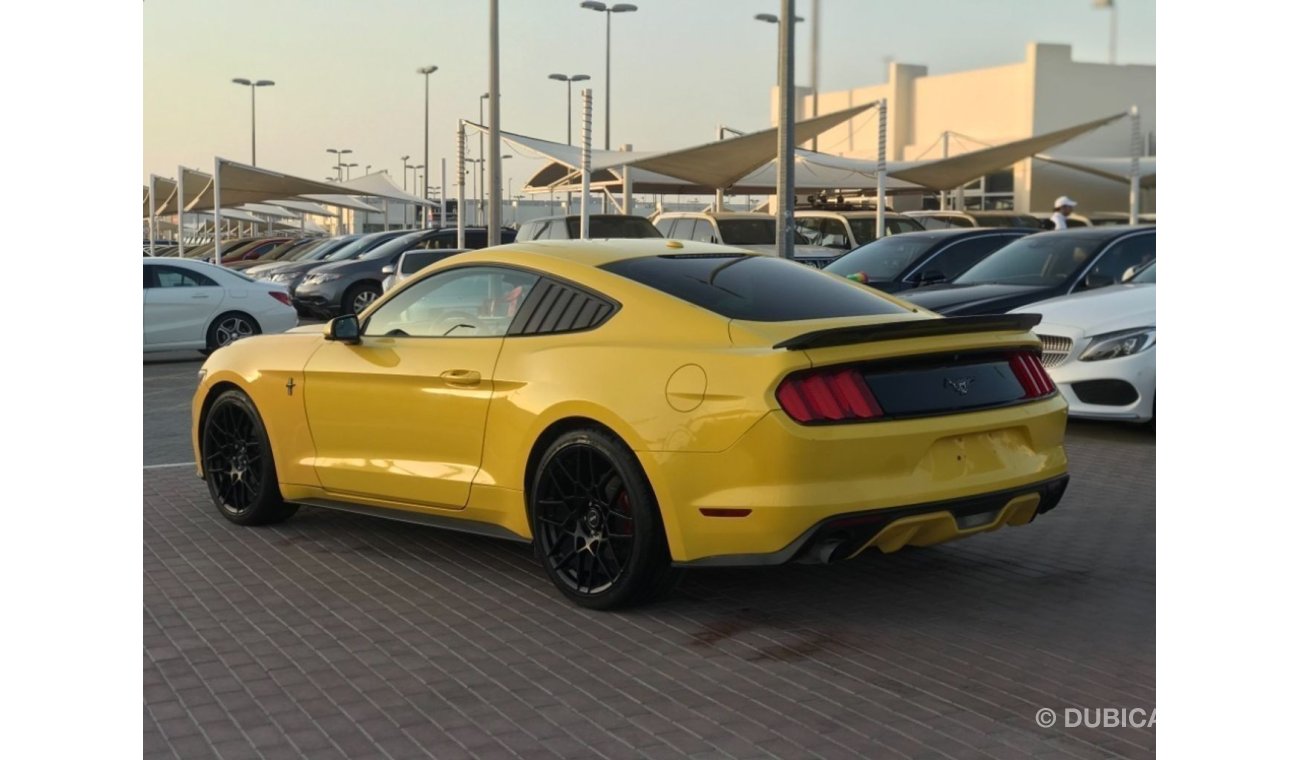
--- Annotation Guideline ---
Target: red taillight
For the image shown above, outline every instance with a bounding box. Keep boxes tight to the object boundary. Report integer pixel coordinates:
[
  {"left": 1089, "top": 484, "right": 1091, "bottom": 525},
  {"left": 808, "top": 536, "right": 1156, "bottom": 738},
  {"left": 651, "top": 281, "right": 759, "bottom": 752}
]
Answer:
[
  {"left": 268, "top": 291, "right": 292, "bottom": 307},
  {"left": 777, "top": 368, "right": 883, "bottom": 424},
  {"left": 1009, "top": 352, "right": 1055, "bottom": 398}
]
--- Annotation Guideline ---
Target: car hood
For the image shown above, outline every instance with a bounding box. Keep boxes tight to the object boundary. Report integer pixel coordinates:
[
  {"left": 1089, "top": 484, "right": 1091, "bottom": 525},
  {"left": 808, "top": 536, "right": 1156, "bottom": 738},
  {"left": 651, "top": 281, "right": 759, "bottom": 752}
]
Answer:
[
  {"left": 1010, "top": 284, "right": 1155, "bottom": 334},
  {"left": 900, "top": 282, "right": 1052, "bottom": 315}
]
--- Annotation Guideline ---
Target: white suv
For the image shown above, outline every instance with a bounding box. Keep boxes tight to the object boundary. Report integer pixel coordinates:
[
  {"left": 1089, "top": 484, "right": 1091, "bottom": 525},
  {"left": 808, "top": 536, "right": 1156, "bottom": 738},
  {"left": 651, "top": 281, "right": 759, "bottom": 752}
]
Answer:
[
  {"left": 793, "top": 209, "right": 925, "bottom": 250},
  {"left": 652, "top": 211, "right": 842, "bottom": 265}
]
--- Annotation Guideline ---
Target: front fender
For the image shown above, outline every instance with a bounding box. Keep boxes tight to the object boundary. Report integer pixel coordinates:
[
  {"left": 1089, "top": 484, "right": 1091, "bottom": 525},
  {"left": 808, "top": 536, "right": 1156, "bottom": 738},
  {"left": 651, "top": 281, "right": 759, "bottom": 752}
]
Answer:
[{"left": 191, "top": 334, "right": 325, "bottom": 491}]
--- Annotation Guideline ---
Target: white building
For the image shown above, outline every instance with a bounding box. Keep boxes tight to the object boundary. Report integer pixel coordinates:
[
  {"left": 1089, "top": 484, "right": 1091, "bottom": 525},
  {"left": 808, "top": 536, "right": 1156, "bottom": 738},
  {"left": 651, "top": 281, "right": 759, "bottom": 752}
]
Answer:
[{"left": 777, "top": 43, "right": 1155, "bottom": 213}]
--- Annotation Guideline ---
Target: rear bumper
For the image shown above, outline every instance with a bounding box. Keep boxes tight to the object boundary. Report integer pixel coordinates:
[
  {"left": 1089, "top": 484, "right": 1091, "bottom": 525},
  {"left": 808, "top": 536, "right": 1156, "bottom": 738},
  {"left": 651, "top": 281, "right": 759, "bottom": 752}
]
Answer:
[
  {"left": 674, "top": 475, "right": 1068, "bottom": 566},
  {"left": 640, "top": 396, "right": 1069, "bottom": 564}
]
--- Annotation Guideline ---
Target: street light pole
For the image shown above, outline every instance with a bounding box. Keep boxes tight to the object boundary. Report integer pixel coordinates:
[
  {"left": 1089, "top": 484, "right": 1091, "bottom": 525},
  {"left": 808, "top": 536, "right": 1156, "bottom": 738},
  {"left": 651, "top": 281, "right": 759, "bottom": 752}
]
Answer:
[
  {"left": 478, "top": 93, "right": 488, "bottom": 226},
  {"left": 1094, "top": 0, "right": 1118, "bottom": 64},
  {"left": 326, "top": 148, "right": 351, "bottom": 181},
  {"left": 775, "top": 1, "right": 796, "bottom": 259},
  {"left": 231, "top": 78, "right": 274, "bottom": 166},
  {"left": 488, "top": 0, "right": 502, "bottom": 245},
  {"left": 579, "top": 2, "right": 638, "bottom": 151},
  {"left": 418, "top": 65, "right": 438, "bottom": 228},
  {"left": 548, "top": 74, "right": 591, "bottom": 145}
]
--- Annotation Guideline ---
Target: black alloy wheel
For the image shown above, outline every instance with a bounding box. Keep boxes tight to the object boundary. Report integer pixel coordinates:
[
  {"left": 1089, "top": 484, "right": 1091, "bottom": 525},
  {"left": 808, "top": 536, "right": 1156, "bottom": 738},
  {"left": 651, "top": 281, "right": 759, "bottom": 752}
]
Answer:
[
  {"left": 531, "top": 429, "right": 681, "bottom": 609},
  {"left": 201, "top": 390, "right": 298, "bottom": 526}
]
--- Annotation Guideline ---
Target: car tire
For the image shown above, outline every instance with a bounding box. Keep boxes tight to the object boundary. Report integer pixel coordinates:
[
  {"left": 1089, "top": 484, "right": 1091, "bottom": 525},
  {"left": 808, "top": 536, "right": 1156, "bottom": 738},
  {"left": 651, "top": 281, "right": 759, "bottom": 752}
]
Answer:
[
  {"left": 343, "top": 283, "right": 382, "bottom": 316},
  {"left": 203, "top": 312, "right": 260, "bottom": 354},
  {"left": 200, "top": 389, "right": 298, "bottom": 526},
  {"left": 530, "top": 428, "right": 683, "bottom": 610}
]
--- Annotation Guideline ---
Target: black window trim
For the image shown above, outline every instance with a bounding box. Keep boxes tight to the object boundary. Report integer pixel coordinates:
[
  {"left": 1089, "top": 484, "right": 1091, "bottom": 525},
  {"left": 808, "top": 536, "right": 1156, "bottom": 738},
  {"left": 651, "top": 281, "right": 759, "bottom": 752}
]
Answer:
[
  {"left": 904, "top": 232, "right": 1024, "bottom": 283},
  {"left": 360, "top": 262, "right": 620, "bottom": 340},
  {"left": 1066, "top": 230, "right": 1156, "bottom": 294},
  {"left": 146, "top": 262, "right": 218, "bottom": 289}
]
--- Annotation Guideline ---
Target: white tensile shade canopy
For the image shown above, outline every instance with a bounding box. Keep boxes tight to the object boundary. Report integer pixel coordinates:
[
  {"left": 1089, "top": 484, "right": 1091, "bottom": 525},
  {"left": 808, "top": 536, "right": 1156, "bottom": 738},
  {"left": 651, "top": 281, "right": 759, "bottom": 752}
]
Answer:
[
  {"left": 338, "top": 171, "right": 439, "bottom": 206},
  {"left": 1034, "top": 155, "right": 1156, "bottom": 188}
]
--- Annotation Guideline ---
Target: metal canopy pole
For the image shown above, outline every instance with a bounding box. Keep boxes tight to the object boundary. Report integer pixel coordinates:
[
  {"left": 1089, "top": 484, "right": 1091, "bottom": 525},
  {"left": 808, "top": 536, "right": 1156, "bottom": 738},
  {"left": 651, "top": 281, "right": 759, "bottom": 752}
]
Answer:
[
  {"left": 457, "top": 122, "right": 466, "bottom": 248},
  {"left": 876, "top": 99, "right": 887, "bottom": 240},
  {"left": 580, "top": 88, "right": 592, "bottom": 240},
  {"left": 176, "top": 169, "right": 186, "bottom": 256},
  {"left": 487, "top": 0, "right": 502, "bottom": 245},
  {"left": 213, "top": 158, "right": 223, "bottom": 266},
  {"left": 440, "top": 159, "right": 448, "bottom": 227},
  {"left": 810, "top": 0, "right": 820, "bottom": 152},
  {"left": 621, "top": 144, "right": 632, "bottom": 216},
  {"left": 714, "top": 125, "right": 725, "bottom": 211},
  {"left": 939, "top": 132, "right": 949, "bottom": 210},
  {"left": 775, "top": 0, "right": 796, "bottom": 259},
  {"left": 1129, "top": 105, "right": 1140, "bottom": 224},
  {"left": 148, "top": 175, "right": 157, "bottom": 257}
]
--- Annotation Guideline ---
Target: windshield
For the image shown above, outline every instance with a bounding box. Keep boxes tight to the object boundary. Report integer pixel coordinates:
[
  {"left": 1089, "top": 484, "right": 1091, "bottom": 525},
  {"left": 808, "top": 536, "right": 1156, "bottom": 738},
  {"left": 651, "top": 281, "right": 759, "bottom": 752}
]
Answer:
[
  {"left": 361, "top": 231, "right": 429, "bottom": 260},
  {"left": 847, "top": 217, "right": 923, "bottom": 242},
  {"left": 976, "top": 214, "right": 1042, "bottom": 228},
  {"left": 954, "top": 233, "right": 1105, "bottom": 286},
  {"left": 324, "top": 235, "right": 384, "bottom": 261},
  {"left": 567, "top": 216, "right": 662, "bottom": 239},
  {"left": 825, "top": 235, "right": 936, "bottom": 280},
  {"left": 1130, "top": 261, "right": 1156, "bottom": 283},
  {"left": 717, "top": 219, "right": 776, "bottom": 246}
]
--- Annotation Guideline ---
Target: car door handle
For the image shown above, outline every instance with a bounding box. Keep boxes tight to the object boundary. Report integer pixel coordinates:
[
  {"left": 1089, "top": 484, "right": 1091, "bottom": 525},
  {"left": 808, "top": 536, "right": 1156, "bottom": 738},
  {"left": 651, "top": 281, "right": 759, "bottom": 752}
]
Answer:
[
  {"left": 440, "top": 369, "right": 481, "bottom": 386},
  {"left": 191, "top": 294, "right": 211, "bottom": 299}
]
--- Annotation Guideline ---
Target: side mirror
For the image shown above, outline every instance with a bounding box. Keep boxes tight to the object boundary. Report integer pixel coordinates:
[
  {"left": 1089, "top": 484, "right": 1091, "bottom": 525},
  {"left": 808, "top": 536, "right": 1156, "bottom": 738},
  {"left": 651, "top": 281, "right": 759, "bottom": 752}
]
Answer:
[
  {"left": 380, "top": 264, "right": 395, "bottom": 275},
  {"left": 1084, "top": 271, "right": 1115, "bottom": 290},
  {"left": 918, "top": 269, "right": 946, "bottom": 285},
  {"left": 326, "top": 314, "right": 361, "bottom": 344}
]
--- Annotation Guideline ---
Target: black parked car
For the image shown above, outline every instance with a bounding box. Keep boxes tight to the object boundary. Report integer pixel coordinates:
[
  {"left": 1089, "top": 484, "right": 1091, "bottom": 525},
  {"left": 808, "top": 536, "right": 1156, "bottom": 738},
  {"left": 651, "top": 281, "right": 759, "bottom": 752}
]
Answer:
[
  {"left": 294, "top": 227, "right": 515, "bottom": 318},
  {"left": 900, "top": 226, "right": 1156, "bottom": 316},
  {"left": 260, "top": 231, "right": 410, "bottom": 300},
  {"left": 824, "top": 228, "right": 1033, "bottom": 294}
]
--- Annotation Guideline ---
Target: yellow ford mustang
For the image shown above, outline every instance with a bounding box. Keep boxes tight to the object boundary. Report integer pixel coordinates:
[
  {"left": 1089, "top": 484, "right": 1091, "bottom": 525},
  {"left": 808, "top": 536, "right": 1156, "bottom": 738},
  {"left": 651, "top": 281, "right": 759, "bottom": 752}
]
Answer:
[{"left": 192, "top": 239, "right": 1068, "bottom": 609}]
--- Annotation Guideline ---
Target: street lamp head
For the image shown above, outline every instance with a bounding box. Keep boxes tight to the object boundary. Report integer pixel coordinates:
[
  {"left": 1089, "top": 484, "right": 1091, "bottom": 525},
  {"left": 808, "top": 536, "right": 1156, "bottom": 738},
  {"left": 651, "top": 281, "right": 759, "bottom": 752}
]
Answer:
[
  {"left": 232, "top": 78, "right": 252, "bottom": 86},
  {"left": 254, "top": 80, "right": 275, "bottom": 87},
  {"left": 580, "top": 1, "right": 607, "bottom": 10},
  {"left": 401, "top": 155, "right": 410, "bottom": 161},
  {"left": 417, "top": 65, "right": 438, "bottom": 75},
  {"left": 480, "top": 92, "right": 489, "bottom": 100},
  {"left": 755, "top": 13, "right": 803, "bottom": 23},
  {"left": 572, "top": 74, "right": 591, "bottom": 82},
  {"left": 548, "top": 73, "right": 568, "bottom": 81},
  {"left": 610, "top": 3, "right": 637, "bottom": 12}
]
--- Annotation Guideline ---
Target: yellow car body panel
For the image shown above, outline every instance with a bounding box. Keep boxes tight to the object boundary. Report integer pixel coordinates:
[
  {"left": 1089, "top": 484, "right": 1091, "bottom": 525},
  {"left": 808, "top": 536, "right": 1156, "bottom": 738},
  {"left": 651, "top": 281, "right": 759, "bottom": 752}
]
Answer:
[{"left": 193, "top": 239, "right": 1068, "bottom": 565}]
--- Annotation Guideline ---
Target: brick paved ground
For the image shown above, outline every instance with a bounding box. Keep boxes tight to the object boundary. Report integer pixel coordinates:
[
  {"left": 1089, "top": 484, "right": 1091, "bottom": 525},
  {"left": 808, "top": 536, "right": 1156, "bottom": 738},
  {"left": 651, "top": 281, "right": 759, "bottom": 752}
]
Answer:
[{"left": 144, "top": 410, "right": 1154, "bottom": 759}]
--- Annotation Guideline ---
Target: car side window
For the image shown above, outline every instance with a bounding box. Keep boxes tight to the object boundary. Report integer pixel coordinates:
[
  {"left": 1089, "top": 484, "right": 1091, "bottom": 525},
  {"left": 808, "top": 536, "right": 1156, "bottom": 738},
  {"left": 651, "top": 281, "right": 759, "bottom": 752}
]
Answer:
[
  {"left": 691, "top": 220, "right": 716, "bottom": 243},
  {"left": 151, "top": 265, "right": 216, "bottom": 288},
  {"left": 921, "top": 235, "right": 1018, "bottom": 281},
  {"left": 363, "top": 266, "right": 540, "bottom": 338},
  {"left": 543, "top": 220, "right": 567, "bottom": 239},
  {"left": 667, "top": 219, "right": 692, "bottom": 240},
  {"left": 822, "top": 220, "right": 851, "bottom": 249},
  {"left": 654, "top": 218, "right": 674, "bottom": 237},
  {"left": 794, "top": 217, "right": 822, "bottom": 245},
  {"left": 1080, "top": 233, "right": 1156, "bottom": 290},
  {"left": 144, "top": 265, "right": 156, "bottom": 289}
]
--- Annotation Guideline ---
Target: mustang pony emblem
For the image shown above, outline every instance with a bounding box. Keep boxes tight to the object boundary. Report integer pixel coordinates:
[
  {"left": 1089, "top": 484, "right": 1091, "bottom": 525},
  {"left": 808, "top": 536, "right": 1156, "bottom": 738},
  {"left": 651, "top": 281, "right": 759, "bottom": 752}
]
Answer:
[{"left": 944, "top": 377, "right": 975, "bottom": 396}]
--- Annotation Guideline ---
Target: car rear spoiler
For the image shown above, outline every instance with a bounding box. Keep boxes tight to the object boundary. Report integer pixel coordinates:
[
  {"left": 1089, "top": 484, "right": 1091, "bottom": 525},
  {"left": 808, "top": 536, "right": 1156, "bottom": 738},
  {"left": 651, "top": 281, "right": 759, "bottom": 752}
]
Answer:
[{"left": 774, "top": 314, "right": 1042, "bottom": 351}]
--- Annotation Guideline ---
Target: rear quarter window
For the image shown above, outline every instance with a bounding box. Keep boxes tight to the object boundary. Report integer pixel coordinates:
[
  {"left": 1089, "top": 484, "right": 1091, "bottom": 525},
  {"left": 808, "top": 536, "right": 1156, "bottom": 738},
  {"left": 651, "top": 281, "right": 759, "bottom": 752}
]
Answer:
[{"left": 601, "top": 254, "right": 910, "bottom": 322}]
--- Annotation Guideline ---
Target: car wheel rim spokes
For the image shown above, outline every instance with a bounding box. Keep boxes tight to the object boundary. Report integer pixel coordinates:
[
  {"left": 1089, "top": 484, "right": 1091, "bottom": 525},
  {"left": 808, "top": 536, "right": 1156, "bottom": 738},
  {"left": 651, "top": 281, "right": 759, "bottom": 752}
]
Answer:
[
  {"left": 354, "top": 291, "right": 377, "bottom": 312},
  {"left": 202, "top": 404, "right": 262, "bottom": 513},
  {"left": 216, "top": 317, "right": 253, "bottom": 346},
  {"left": 537, "top": 445, "right": 634, "bottom": 595}
]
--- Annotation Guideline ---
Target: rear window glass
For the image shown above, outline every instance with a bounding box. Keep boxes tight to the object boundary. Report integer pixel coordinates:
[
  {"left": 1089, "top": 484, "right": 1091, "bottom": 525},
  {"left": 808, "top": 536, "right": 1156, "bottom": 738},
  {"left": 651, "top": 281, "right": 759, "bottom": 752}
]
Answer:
[
  {"left": 825, "top": 235, "right": 938, "bottom": 280},
  {"left": 400, "top": 250, "right": 454, "bottom": 274},
  {"left": 566, "top": 216, "right": 662, "bottom": 239},
  {"left": 601, "top": 254, "right": 910, "bottom": 322}
]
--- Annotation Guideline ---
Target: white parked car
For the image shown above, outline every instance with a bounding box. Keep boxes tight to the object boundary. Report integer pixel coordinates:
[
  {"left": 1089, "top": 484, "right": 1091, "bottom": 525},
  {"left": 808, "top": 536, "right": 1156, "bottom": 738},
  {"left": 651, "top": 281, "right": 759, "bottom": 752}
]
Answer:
[
  {"left": 381, "top": 248, "right": 471, "bottom": 292},
  {"left": 1011, "top": 262, "right": 1155, "bottom": 423},
  {"left": 652, "top": 211, "right": 843, "bottom": 266},
  {"left": 143, "top": 258, "right": 298, "bottom": 354}
]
